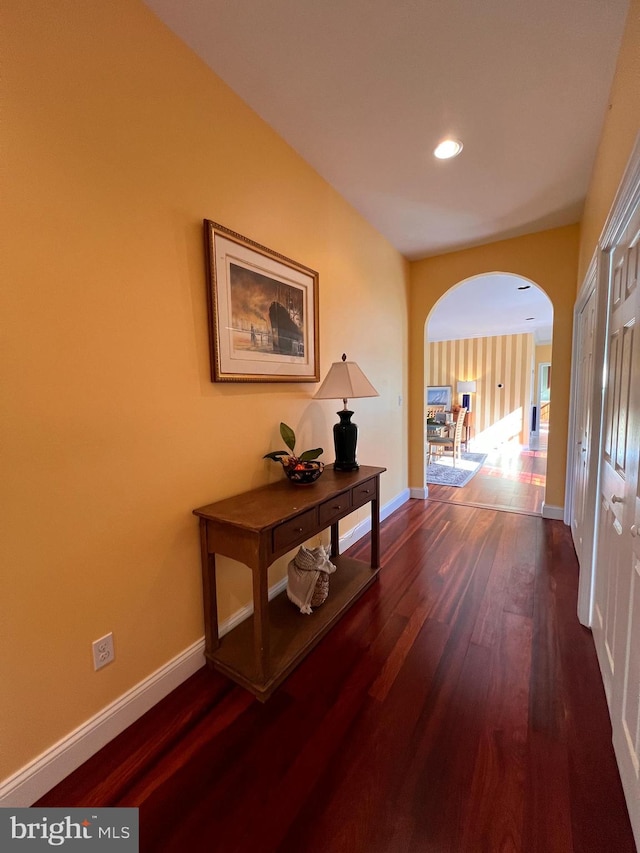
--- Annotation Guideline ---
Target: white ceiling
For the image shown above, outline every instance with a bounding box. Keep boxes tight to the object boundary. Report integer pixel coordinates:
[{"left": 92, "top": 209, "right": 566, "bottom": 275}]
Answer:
[
  {"left": 427, "top": 273, "right": 554, "bottom": 344},
  {"left": 143, "top": 0, "right": 626, "bottom": 343},
  {"left": 144, "top": 0, "right": 628, "bottom": 262}
]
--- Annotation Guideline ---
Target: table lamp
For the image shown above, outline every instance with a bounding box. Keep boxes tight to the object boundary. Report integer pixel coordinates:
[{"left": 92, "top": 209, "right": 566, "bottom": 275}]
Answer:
[
  {"left": 314, "top": 354, "right": 379, "bottom": 471},
  {"left": 457, "top": 380, "right": 476, "bottom": 411}
]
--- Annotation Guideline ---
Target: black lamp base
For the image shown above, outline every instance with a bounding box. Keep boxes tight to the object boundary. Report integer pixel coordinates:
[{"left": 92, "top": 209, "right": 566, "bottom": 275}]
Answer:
[{"left": 333, "top": 410, "right": 359, "bottom": 471}]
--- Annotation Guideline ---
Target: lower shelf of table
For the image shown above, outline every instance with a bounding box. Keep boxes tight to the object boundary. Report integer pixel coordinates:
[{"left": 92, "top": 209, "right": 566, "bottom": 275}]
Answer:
[{"left": 205, "top": 555, "right": 379, "bottom": 701}]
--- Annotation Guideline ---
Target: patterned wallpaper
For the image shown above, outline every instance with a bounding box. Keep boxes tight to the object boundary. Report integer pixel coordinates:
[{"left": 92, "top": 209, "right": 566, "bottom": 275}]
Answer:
[{"left": 427, "top": 333, "right": 535, "bottom": 448}]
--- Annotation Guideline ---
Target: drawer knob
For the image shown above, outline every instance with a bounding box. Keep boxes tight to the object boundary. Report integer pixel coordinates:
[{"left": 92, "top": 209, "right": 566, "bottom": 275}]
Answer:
[
  {"left": 611, "top": 494, "right": 624, "bottom": 504},
  {"left": 333, "top": 504, "right": 342, "bottom": 510}
]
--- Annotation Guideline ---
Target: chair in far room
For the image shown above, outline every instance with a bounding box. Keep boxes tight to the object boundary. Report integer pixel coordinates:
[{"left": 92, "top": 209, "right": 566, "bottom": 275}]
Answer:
[
  {"left": 428, "top": 407, "right": 467, "bottom": 466},
  {"left": 426, "top": 404, "right": 446, "bottom": 420}
]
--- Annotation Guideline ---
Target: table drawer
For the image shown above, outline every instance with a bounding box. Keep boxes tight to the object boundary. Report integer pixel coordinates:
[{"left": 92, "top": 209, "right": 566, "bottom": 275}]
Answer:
[
  {"left": 352, "top": 478, "right": 377, "bottom": 509},
  {"left": 272, "top": 508, "right": 318, "bottom": 553},
  {"left": 319, "top": 490, "right": 352, "bottom": 526}
]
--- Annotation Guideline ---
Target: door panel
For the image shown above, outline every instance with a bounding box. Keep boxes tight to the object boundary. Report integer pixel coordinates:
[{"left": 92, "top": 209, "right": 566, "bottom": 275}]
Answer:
[
  {"left": 620, "top": 552, "right": 640, "bottom": 778},
  {"left": 615, "top": 321, "right": 634, "bottom": 475},
  {"left": 604, "top": 330, "right": 619, "bottom": 463},
  {"left": 594, "top": 496, "right": 619, "bottom": 704}
]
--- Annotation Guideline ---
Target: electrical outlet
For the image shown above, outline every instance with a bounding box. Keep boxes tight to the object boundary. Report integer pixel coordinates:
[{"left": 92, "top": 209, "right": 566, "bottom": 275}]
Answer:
[{"left": 92, "top": 633, "right": 115, "bottom": 670}]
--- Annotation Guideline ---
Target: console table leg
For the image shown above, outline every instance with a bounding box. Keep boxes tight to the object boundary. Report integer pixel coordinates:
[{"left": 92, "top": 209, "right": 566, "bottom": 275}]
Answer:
[
  {"left": 253, "top": 565, "right": 270, "bottom": 683},
  {"left": 330, "top": 522, "right": 340, "bottom": 559},
  {"left": 199, "top": 519, "right": 220, "bottom": 653},
  {"left": 371, "top": 497, "right": 381, "bottom": 569}
]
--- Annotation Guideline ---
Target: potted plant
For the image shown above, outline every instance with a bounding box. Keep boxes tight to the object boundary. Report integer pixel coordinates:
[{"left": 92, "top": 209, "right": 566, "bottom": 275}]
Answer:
[{"left": 264, "top": 423, "right": 324, "bottom": 484}]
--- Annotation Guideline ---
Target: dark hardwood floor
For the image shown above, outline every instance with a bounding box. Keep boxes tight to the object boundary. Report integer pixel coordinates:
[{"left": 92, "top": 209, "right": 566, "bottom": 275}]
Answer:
[
  {"left": 428, "top": 436, "right": 547, "bottom": 515},
  {"left": 37, "top": 497, "right": 635, "bottom": 852}
]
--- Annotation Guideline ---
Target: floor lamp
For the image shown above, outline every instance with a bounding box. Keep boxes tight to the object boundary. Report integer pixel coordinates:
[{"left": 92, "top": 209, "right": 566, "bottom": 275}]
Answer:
[{"left": 457, "top": 380, "right": 476, "bottom": 411}]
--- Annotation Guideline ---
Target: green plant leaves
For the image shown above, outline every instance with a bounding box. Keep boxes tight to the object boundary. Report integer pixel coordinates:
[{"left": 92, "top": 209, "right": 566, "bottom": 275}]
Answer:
[
  {"left": 280, "top": 422, "right": 296, "bottom": 453},
  {"left": 263, "top": 450, "right": 289, "bottom": 461},
  {"left": 264, "top": 423, "right": 323, "bottom": 464},
  {"left": 299, "top": 448, "right": 323, "bottom": 461}
]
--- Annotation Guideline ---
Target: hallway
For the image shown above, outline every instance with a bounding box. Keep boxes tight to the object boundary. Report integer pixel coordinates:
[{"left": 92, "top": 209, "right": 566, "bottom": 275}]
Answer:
[{"left": 38, "top": 497, "right": 633, "bottom": 852}]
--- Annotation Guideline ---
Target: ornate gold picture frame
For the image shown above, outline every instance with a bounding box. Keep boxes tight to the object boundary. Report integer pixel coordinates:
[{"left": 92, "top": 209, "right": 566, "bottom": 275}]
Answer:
[{"left": 204, "top": 220, "right": 319, "bottom": 382}]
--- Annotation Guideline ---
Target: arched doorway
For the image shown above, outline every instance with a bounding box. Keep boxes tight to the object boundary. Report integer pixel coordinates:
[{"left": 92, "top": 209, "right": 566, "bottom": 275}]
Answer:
[{"left": 424, "top": 272, "right": 553, "bottom": 514}]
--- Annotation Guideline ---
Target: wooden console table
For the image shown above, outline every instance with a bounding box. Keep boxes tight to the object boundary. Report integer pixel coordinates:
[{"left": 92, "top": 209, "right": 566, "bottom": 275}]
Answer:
[{"left": 193, "top": 465, "right": 385, "bottom": 701}]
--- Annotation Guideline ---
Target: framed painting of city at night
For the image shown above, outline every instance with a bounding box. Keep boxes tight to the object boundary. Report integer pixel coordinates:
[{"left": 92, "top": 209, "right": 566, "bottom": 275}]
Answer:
[{"left": 204, "top": 220, "right": 319, "bottom": 382}]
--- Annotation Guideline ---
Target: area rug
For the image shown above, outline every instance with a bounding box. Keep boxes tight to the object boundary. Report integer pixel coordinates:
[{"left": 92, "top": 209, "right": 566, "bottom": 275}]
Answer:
[{"left": 426, "top": 452, "right": 488, "bottom": 488}]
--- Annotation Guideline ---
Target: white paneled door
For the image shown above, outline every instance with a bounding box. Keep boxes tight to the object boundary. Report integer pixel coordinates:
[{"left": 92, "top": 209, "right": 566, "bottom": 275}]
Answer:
[
  {"left": 571, "top": 285, "right": 596, "bottom": 566},
  {"left": 593, "top": 198, "right": 640, "bottom": 838}
]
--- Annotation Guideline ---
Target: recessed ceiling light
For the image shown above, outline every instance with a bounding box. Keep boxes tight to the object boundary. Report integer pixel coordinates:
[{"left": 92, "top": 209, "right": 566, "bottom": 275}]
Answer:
[{"left": 434, "top": 139, "right": 463, "bottom": 160}]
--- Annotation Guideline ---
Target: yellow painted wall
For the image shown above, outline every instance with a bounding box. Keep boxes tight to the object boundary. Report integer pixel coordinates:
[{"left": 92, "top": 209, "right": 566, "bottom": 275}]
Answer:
[
  {"left": 428, "top": 334, "right": 535, "bottom": 446},
  {"left": 579, "top": 0, "right": 640, "bottom": 283},
  {"left": 1, "top": 0, "right": 409, "bottom": 780},
  {"left": 410, "top": 225, "right": 579, "bottom": 507},
  {"left": 535, "top": 344, "right": 553, "bottom": 374}
]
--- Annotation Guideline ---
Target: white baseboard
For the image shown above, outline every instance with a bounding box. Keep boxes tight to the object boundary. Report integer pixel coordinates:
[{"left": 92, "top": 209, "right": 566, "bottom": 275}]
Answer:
[
  {"left": 0, "top": 487, "right": 410, "bottom": 808},
  {"left": 0, "top": 638, "right": 206, "bottom": 808},
  {"left": 338, "top": 488, "right": 410, "bottom": 550},
  {"left": 542, "top": 502, "right": 565, "bottom": 520},
  {"left": 382, "top": 487, "right": 410, "bottom": 519},
  {"left": 410, "top": 487, "right": 428, "bottom": 500}
]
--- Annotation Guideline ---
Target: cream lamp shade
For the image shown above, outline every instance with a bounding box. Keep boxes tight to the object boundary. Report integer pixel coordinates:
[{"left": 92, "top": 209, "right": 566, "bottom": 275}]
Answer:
[
  {"left": 314, "top": 354, "right": 378, "bottom": 471},
  {"left": 314, "top": 354, "right": 379, "bottom": 408}
]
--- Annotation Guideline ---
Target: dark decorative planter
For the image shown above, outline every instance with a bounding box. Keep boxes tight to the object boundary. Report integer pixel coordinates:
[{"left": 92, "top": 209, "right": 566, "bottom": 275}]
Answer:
[{"left": 282, "top": 460, "right": 325, "bottom": 485}]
